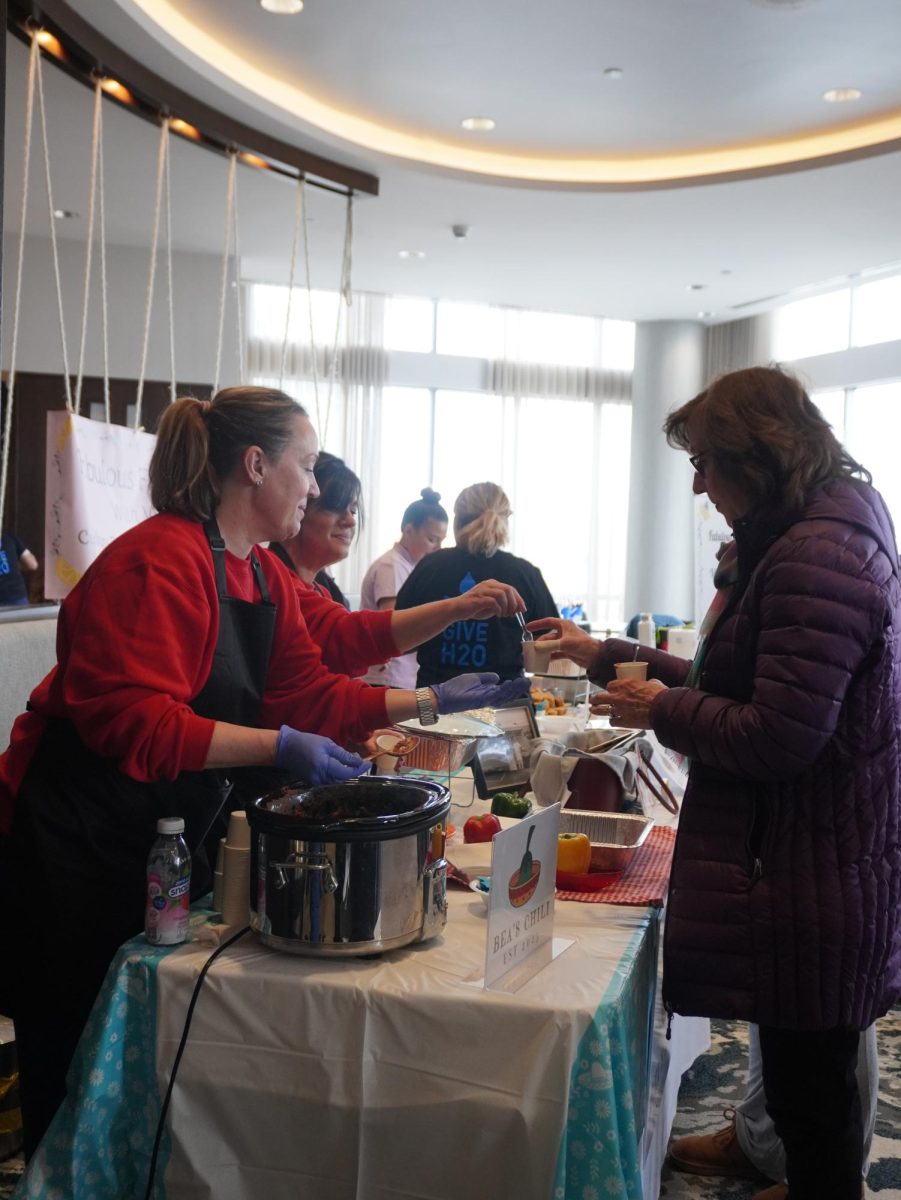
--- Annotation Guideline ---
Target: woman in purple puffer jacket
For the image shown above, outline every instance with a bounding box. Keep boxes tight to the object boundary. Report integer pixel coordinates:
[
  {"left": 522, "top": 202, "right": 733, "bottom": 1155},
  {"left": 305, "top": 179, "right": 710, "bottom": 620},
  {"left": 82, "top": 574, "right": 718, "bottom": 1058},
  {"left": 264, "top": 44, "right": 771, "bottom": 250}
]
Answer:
[{"left": 533, "top": 366, "right": 901, "bottom": 1200}]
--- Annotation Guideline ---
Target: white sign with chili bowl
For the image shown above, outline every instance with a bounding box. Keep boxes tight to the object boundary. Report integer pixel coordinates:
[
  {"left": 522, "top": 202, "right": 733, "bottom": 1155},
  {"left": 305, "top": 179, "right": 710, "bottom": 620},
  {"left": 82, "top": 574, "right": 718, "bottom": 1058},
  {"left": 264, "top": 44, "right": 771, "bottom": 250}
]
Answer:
[{"left": 483, "top": 803, "right": 568, "bottom": 990}]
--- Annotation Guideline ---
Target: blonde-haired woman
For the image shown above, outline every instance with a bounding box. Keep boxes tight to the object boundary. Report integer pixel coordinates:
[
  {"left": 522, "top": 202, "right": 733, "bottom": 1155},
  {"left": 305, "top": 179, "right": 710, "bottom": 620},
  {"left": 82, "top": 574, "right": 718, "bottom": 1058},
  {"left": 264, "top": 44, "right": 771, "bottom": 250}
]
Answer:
[{"left": 396, "top": 481, "right": 558, "bottom": 685}]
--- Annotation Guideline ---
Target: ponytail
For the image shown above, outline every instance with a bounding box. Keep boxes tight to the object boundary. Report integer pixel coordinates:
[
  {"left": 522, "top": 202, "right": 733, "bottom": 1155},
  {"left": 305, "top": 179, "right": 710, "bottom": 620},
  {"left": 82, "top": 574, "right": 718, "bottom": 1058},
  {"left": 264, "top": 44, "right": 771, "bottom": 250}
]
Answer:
[
  {"left": 150, "top": 397, "right": 217, "bottom": 519},
  {"left": 453, "top": 482, "right": 511, "bottom": 557}
]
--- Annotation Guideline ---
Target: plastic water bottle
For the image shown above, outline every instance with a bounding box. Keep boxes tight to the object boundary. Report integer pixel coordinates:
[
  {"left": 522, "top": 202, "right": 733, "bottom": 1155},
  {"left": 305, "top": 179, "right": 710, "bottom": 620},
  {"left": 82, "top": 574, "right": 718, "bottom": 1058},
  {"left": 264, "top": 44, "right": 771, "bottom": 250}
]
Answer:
[
  {"left": 144, "top": 817, "right": 192, "bottom": 945},
  {"left": 637, "top": 612, "right": 656, "bottom": 648}
]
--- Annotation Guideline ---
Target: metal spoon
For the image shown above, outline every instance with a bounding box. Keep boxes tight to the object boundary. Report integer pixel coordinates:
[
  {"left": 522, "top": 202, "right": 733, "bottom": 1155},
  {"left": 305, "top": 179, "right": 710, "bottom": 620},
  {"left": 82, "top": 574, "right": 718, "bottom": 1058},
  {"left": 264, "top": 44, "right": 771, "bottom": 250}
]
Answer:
[{"left": 515, "top": 611, "right": 534, "bottom": 643}]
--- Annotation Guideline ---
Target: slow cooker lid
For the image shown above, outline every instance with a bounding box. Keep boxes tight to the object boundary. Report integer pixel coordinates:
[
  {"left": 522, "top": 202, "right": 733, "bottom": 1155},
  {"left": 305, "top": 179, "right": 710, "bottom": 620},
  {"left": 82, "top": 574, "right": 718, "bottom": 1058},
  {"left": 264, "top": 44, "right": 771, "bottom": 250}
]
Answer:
[{"left": 251, "top": 777, "right": 450, "bottom": 836}]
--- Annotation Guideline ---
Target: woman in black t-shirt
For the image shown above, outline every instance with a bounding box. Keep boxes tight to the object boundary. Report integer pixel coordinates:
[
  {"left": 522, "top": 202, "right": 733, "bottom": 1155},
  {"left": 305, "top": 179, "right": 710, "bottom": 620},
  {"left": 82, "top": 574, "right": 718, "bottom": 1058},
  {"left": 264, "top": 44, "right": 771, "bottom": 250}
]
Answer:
[{"left": 395, "top": 482, "right": 558, "bottom": 685}]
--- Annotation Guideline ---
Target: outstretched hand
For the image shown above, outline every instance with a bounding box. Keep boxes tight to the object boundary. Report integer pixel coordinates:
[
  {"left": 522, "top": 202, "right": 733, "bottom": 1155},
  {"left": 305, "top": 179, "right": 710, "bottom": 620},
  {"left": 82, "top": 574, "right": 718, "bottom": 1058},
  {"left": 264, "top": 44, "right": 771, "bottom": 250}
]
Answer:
[
  {"left": 454, "top": 579, "right": 526, "bottom": 620},
  {"left": 525, "top": 616, "right": 603, "bottom": 672},
  {"left": 432, "top": 672, "right": 531, "bottom": 714}
]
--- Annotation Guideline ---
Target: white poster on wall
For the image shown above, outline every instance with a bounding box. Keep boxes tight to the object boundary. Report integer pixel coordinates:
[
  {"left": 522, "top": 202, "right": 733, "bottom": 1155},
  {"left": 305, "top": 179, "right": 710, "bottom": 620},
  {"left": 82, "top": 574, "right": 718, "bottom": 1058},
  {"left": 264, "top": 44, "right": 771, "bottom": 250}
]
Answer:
[
  {"left": 693, "top": 494, "right": 731, "bottom": 622},
  {"left": 44, "top": 411, "right": 156, "bottom": 599}
]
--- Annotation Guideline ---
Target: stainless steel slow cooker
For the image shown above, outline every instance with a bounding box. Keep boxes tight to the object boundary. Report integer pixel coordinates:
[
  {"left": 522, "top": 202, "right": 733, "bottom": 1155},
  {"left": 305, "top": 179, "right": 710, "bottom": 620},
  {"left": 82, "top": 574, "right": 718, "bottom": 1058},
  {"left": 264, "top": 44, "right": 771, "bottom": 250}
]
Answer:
[{"left": 247, "top": 776, "right": 451, "bottom": 957}]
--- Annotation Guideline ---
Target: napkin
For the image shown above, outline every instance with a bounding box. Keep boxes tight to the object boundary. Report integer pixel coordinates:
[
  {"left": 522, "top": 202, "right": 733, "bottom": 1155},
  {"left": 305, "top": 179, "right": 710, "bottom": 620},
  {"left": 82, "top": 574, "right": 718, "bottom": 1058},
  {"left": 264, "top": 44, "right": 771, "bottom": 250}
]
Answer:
[{"left": 530, "top": 742, "right": 637, "bottom": 809}]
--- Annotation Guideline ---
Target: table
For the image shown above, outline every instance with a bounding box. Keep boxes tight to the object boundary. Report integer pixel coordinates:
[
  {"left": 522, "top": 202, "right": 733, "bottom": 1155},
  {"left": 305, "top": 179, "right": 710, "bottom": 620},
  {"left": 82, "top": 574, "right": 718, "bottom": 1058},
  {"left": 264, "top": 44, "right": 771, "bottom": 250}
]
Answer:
[{"left": 15, "top": 773, "right": 708, "bottom": 1200}]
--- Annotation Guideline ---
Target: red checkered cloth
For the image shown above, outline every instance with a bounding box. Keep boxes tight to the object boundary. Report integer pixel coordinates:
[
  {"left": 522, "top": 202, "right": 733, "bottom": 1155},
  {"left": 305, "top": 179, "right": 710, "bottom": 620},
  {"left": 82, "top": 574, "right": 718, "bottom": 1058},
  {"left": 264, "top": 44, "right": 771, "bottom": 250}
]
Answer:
[{"left": 555, "top": 824, "right": 676, "bottom": 906}]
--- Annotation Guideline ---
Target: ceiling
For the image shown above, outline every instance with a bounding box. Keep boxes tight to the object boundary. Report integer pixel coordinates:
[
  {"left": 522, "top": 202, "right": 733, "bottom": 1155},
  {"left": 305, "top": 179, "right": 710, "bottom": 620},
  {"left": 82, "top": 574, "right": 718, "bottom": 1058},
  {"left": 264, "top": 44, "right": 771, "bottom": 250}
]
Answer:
[{"left": 4, "top": 0, "right": 901, "bottom": 322}]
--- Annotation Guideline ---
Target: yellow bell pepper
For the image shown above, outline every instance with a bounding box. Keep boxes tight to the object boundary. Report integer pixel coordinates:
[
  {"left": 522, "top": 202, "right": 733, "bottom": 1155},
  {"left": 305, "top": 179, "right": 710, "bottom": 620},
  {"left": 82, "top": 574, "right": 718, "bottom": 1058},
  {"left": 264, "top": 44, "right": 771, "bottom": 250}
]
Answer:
[{"left": 557, "top": 831, "right": 591, "bottom": 875}]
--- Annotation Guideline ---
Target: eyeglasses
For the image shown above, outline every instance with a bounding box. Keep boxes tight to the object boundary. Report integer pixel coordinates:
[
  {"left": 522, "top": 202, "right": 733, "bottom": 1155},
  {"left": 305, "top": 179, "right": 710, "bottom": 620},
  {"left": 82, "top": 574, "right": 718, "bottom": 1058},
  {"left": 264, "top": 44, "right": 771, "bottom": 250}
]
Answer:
[{"left": 688, "top": 452, "right": 709, "bottom": 477}]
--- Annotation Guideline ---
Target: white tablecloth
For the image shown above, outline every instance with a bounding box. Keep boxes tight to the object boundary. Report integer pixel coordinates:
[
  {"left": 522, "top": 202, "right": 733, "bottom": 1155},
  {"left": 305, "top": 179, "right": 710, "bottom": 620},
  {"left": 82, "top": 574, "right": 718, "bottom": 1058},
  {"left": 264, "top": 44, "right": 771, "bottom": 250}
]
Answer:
[{"left": 16, "top": 769, "right": 708, "bottom": 1200}]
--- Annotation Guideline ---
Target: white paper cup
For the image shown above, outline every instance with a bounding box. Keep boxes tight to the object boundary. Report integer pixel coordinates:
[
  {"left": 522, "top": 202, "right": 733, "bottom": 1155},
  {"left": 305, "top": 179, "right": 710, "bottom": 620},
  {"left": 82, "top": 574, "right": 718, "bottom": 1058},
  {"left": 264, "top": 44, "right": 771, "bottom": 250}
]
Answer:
[
  {"left": 614, "top": 660, "right": 648, "bottom": 681},
  {"left": 226, "top": 809, "right": 251, "bottom": 851},
  {"left": 523, "top": 640, "right": 554, "bottom": 673}
]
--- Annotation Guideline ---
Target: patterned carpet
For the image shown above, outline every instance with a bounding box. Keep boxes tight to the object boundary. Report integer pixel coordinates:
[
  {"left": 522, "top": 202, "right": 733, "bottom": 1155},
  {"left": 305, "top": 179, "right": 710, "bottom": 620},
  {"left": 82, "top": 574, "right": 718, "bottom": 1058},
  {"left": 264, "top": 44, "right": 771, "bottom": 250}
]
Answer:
[
  {"left": 661, "top": 1010, "right": 901, "bottom": 1200},
  {"left": 1, "top": 1012, "right": 898, "bottom": 1198}
]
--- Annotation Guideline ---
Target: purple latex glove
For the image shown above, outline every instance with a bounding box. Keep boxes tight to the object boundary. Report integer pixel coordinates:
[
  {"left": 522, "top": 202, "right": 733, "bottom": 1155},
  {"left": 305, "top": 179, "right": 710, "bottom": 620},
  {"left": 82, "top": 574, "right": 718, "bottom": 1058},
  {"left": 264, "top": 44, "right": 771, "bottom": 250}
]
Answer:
[
  {"left": 432, "top": 672, "right": 531, "bottom": 714},
  {"left": 275, "top": 726, "right": 370, "bottom": 785}
]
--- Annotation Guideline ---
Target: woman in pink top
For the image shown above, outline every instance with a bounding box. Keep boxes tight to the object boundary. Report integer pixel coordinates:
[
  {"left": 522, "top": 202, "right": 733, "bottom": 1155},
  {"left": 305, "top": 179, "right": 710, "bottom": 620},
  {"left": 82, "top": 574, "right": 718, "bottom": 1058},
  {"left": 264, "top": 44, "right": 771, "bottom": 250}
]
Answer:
[{"left": 360, "top": 488, "right": 448, "bottom": 688}]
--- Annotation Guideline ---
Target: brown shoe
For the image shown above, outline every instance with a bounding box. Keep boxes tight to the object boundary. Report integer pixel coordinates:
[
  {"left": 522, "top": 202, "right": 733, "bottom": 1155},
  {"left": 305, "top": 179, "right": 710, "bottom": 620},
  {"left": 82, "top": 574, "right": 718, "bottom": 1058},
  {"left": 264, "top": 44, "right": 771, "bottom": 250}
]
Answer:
[
  {"left": 753, "top": 1187, "right": 788, "bottom": 1200},
  {"left": 668, "top": 1109, "right": 762, "bottom": 1180}
]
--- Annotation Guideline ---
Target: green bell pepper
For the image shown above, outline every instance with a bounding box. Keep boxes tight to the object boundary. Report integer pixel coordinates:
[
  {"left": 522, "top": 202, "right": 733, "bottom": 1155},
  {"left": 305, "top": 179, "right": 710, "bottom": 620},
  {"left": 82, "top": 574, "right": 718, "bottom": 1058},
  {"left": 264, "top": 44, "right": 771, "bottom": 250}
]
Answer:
[{"left": 490, "top": 792, "right": 533, "bottom": 819}]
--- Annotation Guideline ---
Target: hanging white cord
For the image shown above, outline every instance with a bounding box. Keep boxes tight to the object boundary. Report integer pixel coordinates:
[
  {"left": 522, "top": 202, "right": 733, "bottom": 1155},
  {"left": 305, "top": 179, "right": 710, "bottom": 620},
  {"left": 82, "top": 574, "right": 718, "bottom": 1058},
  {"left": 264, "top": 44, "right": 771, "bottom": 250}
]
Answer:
[
  {"left": 96, "top": 94, "right": 112, "bottom": 422},
  {"left": 164, "top": 120, "right": 177, "bottom": 403},
  {"left": 0, "top": 34, "right": 39, "bottom": 534},
  {"left": 34, "top": 39, "right": 73, "bottom": 411},
  {"left": 74, "top": 78, "right": 103, "bottom": 415},
  {"left": 321, "top": 192, "right": 354, "bottom": 448},
  {"left": 279, "top": 176, "right": 304, "bottom": 388},
  {"left": 231, "top": 163, "right": 245, "bottom": 385},
  {"left": 300, "top": 178, "right": 321, "bottom": 435},
  {"left": 135, "top": 119, "right": 170, "bottom": 429},
  {"left": 213, "top": 153, "right": 237, "bottom": 395}
]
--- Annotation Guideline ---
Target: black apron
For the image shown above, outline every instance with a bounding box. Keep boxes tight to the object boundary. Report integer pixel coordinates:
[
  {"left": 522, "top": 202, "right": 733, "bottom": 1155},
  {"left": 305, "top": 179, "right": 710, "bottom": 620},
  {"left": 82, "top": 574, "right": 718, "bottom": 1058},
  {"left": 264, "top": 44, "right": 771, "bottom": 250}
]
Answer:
[
  {"left": 15, "top": 517, "right": 278, "bottom": 902},
  {"left": 7, "top": 519, "right": 279, "bottom": 1027}
]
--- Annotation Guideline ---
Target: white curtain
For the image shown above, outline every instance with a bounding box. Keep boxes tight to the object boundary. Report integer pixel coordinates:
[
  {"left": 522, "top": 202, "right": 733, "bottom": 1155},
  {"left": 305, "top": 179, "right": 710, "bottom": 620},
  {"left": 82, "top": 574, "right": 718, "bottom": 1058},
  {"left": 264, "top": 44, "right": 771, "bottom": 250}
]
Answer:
[
  {"left": 246, "top": 285, "right": 387, "bottom": 600},
  {"left": 703, "top": 313, "right": 775, "bottom": 384},
  {"left": 487, "top": 308, "right": 633, "bottom": 627}
]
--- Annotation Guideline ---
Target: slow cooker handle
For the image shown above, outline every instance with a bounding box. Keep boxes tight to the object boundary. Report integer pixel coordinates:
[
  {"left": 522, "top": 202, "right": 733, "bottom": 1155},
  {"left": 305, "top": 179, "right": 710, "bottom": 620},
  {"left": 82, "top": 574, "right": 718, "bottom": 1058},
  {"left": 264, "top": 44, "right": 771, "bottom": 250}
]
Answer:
[{"left": 271, "top": 852, "right": 339, "bottom": 894}]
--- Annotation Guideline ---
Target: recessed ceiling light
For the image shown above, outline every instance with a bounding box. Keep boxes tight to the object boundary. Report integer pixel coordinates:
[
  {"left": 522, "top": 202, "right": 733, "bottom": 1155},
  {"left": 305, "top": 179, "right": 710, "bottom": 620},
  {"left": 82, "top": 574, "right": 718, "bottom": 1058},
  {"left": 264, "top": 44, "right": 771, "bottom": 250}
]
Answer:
[
  {"left": 823, "top": 87, "right": 862, "bottom": 103},
  {"left": 697, "top": 311, "right": 714, "bottom": 319},
  {"left": 603, "top": 67, "right": 624, "bottom": 79},
  {"left": 53, "top": 209, "right": 79, "bottom": 219},
  {"left": 461, "top": 117, "right": 496, "bottom": 132},
  {"left": 398, "top": 250, "right": 426, "bottom": 260},
  {"left": 687, "top": 283, "right": 706, "bottom": 291},
  {"left": 260, "top": 0, "right": 304, "bottom": 12}
]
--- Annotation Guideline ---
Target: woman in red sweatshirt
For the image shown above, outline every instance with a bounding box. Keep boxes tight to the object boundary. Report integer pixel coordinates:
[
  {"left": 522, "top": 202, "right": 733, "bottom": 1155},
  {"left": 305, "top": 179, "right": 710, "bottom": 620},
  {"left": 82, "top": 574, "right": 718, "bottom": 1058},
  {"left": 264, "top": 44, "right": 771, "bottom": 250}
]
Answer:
[{"left": 0, "top": 386, "right": 526, "bottom": 1158}]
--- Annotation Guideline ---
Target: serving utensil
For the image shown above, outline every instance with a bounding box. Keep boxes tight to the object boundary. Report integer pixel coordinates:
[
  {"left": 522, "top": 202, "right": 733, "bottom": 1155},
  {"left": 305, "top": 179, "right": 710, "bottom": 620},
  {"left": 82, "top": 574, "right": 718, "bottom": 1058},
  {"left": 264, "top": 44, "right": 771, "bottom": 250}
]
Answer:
[
  {"left": 515, "top": 611, "right": 534, "bottom": 643},
  {"left": 635, "top": 740, "right": 679, "bottom": 814}
]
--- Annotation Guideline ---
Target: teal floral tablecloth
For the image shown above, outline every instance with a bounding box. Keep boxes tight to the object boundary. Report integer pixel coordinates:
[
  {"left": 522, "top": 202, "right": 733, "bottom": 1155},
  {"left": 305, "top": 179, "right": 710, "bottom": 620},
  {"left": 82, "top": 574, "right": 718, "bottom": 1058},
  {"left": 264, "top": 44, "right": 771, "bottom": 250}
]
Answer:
[
  {"left": 553, "top": 913, "right": 659, "bottom": 1199},
  {"left": 13, "top": 912, "right": 213, "bottom": 1200}
]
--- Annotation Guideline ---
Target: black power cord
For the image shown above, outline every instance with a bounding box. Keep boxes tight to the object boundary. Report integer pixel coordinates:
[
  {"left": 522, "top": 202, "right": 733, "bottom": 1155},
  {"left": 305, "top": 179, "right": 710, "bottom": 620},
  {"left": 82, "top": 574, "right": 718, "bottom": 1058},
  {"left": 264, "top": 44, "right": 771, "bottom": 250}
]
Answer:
[{"left": 143, "top": 924, "right": 251, "bottom": 1200}]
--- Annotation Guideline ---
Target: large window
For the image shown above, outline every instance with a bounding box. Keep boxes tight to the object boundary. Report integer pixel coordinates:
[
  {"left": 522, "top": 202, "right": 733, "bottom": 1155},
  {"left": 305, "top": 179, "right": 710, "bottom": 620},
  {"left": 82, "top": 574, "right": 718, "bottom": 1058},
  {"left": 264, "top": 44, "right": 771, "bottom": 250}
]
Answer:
[
  {"left": 814, "top": 383, "right": 901, "bottom": 528},
  {"left": 851, "top": 275, "right": 901, "bottom": 349},
  {"left": 773, "top": 291, "right": 851, "bottom": 361},
  {"left": 773, "top": 269, "right": 901, "bottom": 361},
  {"left": 247, "top": 283, "right": 635, "bottom": 625}
]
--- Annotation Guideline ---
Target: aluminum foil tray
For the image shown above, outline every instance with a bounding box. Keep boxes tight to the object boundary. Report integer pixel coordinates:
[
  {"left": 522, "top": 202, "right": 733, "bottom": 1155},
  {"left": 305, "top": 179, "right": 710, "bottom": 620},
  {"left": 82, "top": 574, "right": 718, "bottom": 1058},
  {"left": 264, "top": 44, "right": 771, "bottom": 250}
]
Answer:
[{"left": 558, "top": 811, "right": 653, "bottom": 872}]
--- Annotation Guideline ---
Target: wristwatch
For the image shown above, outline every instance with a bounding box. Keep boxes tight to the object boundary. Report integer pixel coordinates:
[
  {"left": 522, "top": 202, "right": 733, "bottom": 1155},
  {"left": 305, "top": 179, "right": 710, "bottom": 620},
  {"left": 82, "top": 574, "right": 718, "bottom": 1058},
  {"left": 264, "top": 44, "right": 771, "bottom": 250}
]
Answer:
[{"left": 415, "top": 687, "right": 438, "bottom": 726}]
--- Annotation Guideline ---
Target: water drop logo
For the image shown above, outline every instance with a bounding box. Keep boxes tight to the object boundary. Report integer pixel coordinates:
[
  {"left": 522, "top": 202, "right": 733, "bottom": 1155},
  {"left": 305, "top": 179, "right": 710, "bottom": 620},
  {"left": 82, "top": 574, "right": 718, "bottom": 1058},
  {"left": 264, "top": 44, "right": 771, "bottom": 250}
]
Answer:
[{"left": 459, "top": 571, "right": 476, "bottom": 594}]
